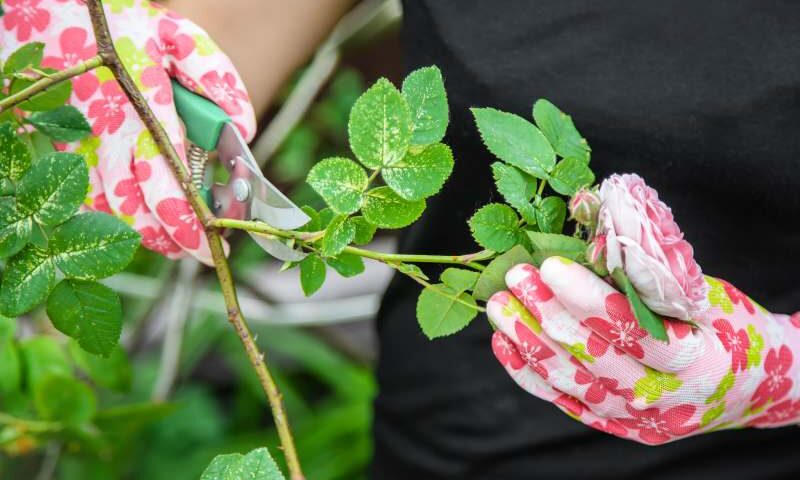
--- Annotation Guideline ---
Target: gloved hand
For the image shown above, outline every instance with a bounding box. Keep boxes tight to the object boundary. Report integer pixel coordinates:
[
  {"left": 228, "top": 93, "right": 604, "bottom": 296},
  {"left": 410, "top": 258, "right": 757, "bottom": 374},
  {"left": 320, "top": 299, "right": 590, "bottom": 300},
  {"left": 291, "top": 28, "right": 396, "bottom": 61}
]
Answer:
[
  {"left": 487, "top": 257, "right": 800, "bottom": 445},
  {"left": 1, "top": 0, "right": 256, "bottom": 263}
]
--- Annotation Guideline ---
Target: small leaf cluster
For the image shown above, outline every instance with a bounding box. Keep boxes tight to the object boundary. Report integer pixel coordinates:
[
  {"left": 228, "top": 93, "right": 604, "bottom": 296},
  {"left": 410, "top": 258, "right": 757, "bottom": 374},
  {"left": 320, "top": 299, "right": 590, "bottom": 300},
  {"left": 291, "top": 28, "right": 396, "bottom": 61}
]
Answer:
[{"left": 298, "top": 66, "right": 452, "bottom": 295}]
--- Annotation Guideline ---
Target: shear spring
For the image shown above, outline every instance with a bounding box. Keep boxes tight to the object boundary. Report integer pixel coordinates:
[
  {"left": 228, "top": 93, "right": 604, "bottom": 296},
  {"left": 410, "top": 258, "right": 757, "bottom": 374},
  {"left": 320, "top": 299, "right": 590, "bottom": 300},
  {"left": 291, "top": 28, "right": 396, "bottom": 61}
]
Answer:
[{"left": 187, "top": 143, "right": 208, "bottom": 190}]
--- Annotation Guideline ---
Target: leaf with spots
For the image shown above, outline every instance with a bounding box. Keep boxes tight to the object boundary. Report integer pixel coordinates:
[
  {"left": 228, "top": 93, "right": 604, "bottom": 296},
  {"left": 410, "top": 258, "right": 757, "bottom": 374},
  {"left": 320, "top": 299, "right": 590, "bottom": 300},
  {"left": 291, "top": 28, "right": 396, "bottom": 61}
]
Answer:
[
  {"left": 320, "top": 214, "right": 355, "bottom": 257},
  {"left": 361, "top": 186, "right": 425, "bottom": 229},
  {"left": 46, "top": 279, "right": 122, "bottom": 357},
  {"left": 50, "top": 212, "right": 141, "bottom": 280},
  {"left": 349, "top": 216, "right": 376, "bottom": 245},
  {"left": 491, "top": 162, "right": 537, "bottom": 223},
  {"left": 0, "top": 122, "right": 32, "bottom": 181},
  {"left": 307, "top": 157, "right": 368, "bottom": 214},
  {"left": 382, "top": 143, "right": 453, "bottom": 201},
  {"left": 17, "top": 152, "right": 89, "bottom": 226},
  {"left": 200, "top": 447, "right": 285, "bottom": 480},
  {"left": 348, "top": 78, "right": 411, "bottom": 169},
  {"left": 535, "top": 196, "right": 566, "bottom": 233},
  {"left": 549, "top": 157, "right": 595, "bottom": 196},
  {"left": 0, "top": 245, "right": 55, "bottom": 317},
  {"left": 0, "top": 197, "right": 32, "bottom": 259},
  {"left": 402, "top": 66, "right": 449, "bottom": 145}
]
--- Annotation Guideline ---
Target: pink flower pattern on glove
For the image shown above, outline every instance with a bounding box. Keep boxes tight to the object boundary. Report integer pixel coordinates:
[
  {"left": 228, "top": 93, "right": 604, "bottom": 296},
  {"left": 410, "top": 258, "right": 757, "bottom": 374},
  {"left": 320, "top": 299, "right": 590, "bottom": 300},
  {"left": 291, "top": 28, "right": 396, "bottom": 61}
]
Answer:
[
  {"left": 488, "top": 258, "right": 800, "bottom": 445},
  {"left": 0, "top": 0, "right": 257, "bottom": 264}
]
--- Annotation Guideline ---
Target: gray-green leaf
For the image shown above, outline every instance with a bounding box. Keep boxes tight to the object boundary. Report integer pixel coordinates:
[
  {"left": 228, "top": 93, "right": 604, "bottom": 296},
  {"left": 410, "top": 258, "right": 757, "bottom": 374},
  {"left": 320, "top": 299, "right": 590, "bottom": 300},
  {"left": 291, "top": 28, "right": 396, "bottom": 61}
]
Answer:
[
  {"left": 299, "top": 254, "right": 326, "bottom": 296},
  {"left": 46, "top": 279, "right": 122, "bottom": 357},
  {"left": 468, "top": 203, "right": 520, "bottom": 252},
  {"left": 348, "top": 78, "right": 411, "bottom": 169},
  {"left": 473, "top": 245, "right": 534, "bottom": 301},
  {"left": 27, "top": 105, "right": 92, "bottom": 142},
  {"left": 0, "top": 245, "right": 55, "bottom": 317},
  {"left": 417, "top": 284, "right": 478, "bottom": 339},
  {"left": 17, "top": 152, "right": 89, "bottom": 225},
  {"left": 549, "top": 157, "right": 595, "bottom": 196},
  {"left": 382, "top": 143, "right": 453, "bottom": 201},
  {"left": 532, "top": 99, "right": 590, "bottom": 162},
  {"left": 0, "top": 122, "right": 32, "bottom": 180},
  {"left": 535, "top": 196, "right": 566, "bottom": 233},
  {"left": 471, "top": 107, "right": 555, "bottom": 178},
  {"left": 402, "top": 66, "right": 449, "bottom": 145},
  {"left": 362, "top": 186, "right": 425, "bottom": 229},
  {"left": 307, "top": 157, "right": 368, "bottom": 214},
  {"left": 320, "top": 214, "right": 356, "bottom": 257},
  {"left": 50, "top": 212, "right": 140, "bottom": 279}
]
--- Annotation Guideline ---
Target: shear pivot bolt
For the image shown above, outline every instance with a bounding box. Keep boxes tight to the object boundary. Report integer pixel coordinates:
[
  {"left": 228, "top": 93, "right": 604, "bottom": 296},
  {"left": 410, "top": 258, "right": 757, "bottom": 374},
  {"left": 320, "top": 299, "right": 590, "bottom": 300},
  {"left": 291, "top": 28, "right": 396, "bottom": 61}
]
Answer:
[{"left": 232, "top": 178, "right": 251, "bottom": 202}]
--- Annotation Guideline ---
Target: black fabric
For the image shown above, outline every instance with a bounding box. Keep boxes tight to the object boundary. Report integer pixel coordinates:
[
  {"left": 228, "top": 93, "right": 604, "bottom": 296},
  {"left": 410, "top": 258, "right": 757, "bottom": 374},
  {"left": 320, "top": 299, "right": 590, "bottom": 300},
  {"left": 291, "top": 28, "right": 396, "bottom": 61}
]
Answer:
[{"left": 371, "top": 1, "right": 800, "bottom": 479}]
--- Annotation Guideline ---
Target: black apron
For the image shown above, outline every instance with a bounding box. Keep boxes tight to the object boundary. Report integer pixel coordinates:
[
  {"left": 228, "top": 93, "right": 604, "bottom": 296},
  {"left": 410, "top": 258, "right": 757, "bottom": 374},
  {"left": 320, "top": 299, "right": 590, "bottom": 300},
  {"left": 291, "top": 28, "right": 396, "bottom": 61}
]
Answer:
[{"left": 372, "top": 2, "right": 800, "bottom": 478}]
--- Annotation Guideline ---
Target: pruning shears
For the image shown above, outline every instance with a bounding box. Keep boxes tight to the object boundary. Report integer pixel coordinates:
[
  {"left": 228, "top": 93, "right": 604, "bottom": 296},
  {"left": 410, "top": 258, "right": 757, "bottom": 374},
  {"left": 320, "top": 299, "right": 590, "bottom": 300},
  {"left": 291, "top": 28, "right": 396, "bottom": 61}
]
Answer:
[{"left": 171, "top": 80, "right": 309, "bottom": 261}]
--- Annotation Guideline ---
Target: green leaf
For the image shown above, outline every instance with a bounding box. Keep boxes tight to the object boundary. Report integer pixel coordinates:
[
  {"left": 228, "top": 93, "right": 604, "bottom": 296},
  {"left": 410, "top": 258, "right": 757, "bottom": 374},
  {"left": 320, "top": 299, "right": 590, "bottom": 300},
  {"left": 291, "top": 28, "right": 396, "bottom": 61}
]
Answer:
[
  {"left": 532, "top": 99, "right": 590, "bottom": 162},
  {"left": 440, "top": 268, "right": 479, "bottom": 291},
  {"left": 306, "top": 157, "right": 368, "bottom": 214},
  {"left": 611, "top": 268, "right": 668, "bottom": 341},
  {"left": 0, "top": 245, "right": 55, "bottom": 317},
  {"left": 27, "top": 105, "right": 92, "bottom": 142},
  {"left": 33, "top": 374, "right": 96, "bottom": 426},
  {"left": 471, "top": 107, "right": 555, "bottom": 178},
  {"left": 401, "top": 66, "right": 449, "bottom": 145},
  {"left": 473, "top": 245, "right": 534, "bottom": 301},
  {"left": 395, "top": 262, "right": 428, "bottom": 280},
  {"left": 326, "top": 252, "right": 365, "bottom": 278},
  {"left": 296, "top": 206, "right": 320, "bottom": 232},
  {"left": 0, "top": 317, "right": 21, "bottom": 394},
  {"left": 548, "top": 157, "right": 595, "bottom": 196},
  {"left": 201, "top": 447, "right": 285, "bottom": 480},
  {"left": 299, "top": 254, "right": 326, "bottom": 296},
  {"left": 491, "top": 162, "right": 537, "bottom": 223},
  {"left": 362, "top": 186, "right": 425, "bottom": 229},
  {"left": 348, "top": 78, "right": 411, "bottom": 169},
  {"left": 0, "top": 122, "right": 32, "bottom": 180},
  {"left": 526, "top": 232, "right": 586, "bottom": 266},
  {"left": 382, "top": 143, "right": 453, "bottom": 201},
  {"left": 318, "top": 208, "right": 335, "bottom": 228},
  {"left": 535, "top": 196, "right": 566, "bottom": 233},
  {"left": 349, "top": 216, "right": 376, "bottom": 245},
  {"left": 17, "top": 152, "right": 89, "bottom": 226},
  {"left": 468, "top": 203, "right": 519, "bottom": 252},
  {"left": 19, "top": 337, "right": 71, "bottom": 391},
  {"left": 320, "top": 214, "right": 356, "bottom": 257},
  {"left": 3, "top": 42, "right": 44, "bottom": 74},
  {"left": 46, "top": 279, "right": 122, "bottom": 357},
  {"left": 0, "top": 198, "right": 32, "bottom": 259},
  {"left": 10, "top": 72, "right": 72, "bottom": 111},
  {"left": 416, "top": 284, "right": 478, "bottom": 339},
  {"left": 69, "top": 342, "right": 131, "bottom": 392},
  {"left": 50, "top": 212, "right": 141, "bottom": 279}
]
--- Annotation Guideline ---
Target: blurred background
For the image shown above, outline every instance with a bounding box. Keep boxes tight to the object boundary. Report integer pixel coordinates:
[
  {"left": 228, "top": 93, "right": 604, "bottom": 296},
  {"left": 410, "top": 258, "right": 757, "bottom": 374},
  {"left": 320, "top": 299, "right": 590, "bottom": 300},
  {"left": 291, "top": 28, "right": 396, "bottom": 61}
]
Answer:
[{"left": 0, "top": 1, "right": 403, "bottom": 478}]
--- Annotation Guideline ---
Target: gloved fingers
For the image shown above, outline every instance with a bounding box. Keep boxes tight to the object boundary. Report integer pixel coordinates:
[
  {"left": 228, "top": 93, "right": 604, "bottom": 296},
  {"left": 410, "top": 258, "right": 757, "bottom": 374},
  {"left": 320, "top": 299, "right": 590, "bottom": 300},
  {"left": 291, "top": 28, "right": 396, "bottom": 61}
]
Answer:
[
  {"left": 149, "top": 5, "right": 257, "bottom": 142},
  {"left": 539, "top": 257, "right": 707, "bottom": 373},
  {"left": 491, "top": 331, "right": 616, "bottom": 434},
  {"left": 503, "top": 264, "right": 643, "bottom": 417}
]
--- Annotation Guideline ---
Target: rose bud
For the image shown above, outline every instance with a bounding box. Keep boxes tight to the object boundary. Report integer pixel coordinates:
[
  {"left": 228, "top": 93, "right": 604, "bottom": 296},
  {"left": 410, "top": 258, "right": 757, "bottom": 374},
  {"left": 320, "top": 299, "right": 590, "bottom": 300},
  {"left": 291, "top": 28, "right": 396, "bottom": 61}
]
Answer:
[
  {"left": 586, "top": 235, "right": 609, "bottom": 277},
  {"left": 569, "top": 188, "right": 601, "bottom": 227}
]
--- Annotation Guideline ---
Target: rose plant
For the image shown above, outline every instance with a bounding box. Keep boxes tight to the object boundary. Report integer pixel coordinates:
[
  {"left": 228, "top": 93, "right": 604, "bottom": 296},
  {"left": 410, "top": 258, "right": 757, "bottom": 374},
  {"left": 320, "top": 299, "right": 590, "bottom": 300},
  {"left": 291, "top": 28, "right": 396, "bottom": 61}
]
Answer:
[{"left": 0, "top": 0, "right": 716, "bottom": 476}]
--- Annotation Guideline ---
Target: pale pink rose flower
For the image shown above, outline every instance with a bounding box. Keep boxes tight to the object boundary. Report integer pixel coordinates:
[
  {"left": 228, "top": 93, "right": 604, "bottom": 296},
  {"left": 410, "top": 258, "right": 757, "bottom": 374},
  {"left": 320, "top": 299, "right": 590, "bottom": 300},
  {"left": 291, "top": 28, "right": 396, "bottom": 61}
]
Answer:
[{"left": 597, "top": 174, "right": 708, "bottom": 320}]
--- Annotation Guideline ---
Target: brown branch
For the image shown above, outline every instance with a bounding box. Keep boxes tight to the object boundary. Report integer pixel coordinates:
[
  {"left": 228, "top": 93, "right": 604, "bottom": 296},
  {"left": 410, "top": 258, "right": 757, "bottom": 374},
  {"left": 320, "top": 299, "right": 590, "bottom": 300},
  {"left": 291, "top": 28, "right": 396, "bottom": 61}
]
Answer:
[
  {"left": 0, "top": 55, "right": 103, "bottom": 113},
  {"left": 82, "top": 2, "right": 304, "bottom": 478}
]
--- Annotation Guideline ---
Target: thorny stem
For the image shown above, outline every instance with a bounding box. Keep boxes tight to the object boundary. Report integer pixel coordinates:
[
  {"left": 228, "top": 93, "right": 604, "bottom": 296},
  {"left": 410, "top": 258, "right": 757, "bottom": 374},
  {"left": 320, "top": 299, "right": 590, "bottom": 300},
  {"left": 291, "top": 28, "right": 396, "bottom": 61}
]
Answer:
[
  {"left": 82, "top": 2, "right": 304, "bottom": 478},
  {"left": 210, "top": 217, "right": 496, "bottom": 271},
  {"left": 0, "top": 55, "right": 103, "bottom": 113}
]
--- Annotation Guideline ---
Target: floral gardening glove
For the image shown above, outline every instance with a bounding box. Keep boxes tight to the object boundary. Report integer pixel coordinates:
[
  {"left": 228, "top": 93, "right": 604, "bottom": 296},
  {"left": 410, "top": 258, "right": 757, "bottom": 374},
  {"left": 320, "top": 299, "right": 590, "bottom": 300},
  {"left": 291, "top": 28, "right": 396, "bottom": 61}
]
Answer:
[
  {"left": 1, "top": 0, "right": 256, "bottom": 263},
  {"left": 487, "top": 259, "right": 800, "bottom": 445}
]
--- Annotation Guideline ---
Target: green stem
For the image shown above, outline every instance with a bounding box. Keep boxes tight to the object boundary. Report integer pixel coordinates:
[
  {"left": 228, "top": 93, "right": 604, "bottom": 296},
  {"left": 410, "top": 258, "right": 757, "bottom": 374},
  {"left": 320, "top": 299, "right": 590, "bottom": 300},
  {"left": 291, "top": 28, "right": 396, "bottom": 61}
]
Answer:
[
  {"left": 0, "top": 55, "right": 104, "bottom": 113},
  {"left": 0, "top": 412, "right": 61, "bottom": 434},
  {"left": 211, "top": 217, "right": 495, "bottom": 270},
  {"left": 536, "top": 178, "right": 547, "bottom": 198}
]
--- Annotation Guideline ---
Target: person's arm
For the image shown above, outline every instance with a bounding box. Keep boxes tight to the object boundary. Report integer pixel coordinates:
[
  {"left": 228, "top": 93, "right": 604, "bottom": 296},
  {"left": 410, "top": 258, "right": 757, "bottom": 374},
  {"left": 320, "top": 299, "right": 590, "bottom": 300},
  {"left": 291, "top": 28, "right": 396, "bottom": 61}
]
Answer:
[{"left": 166, "top": 0, "right": 355, "bottom": 117}]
